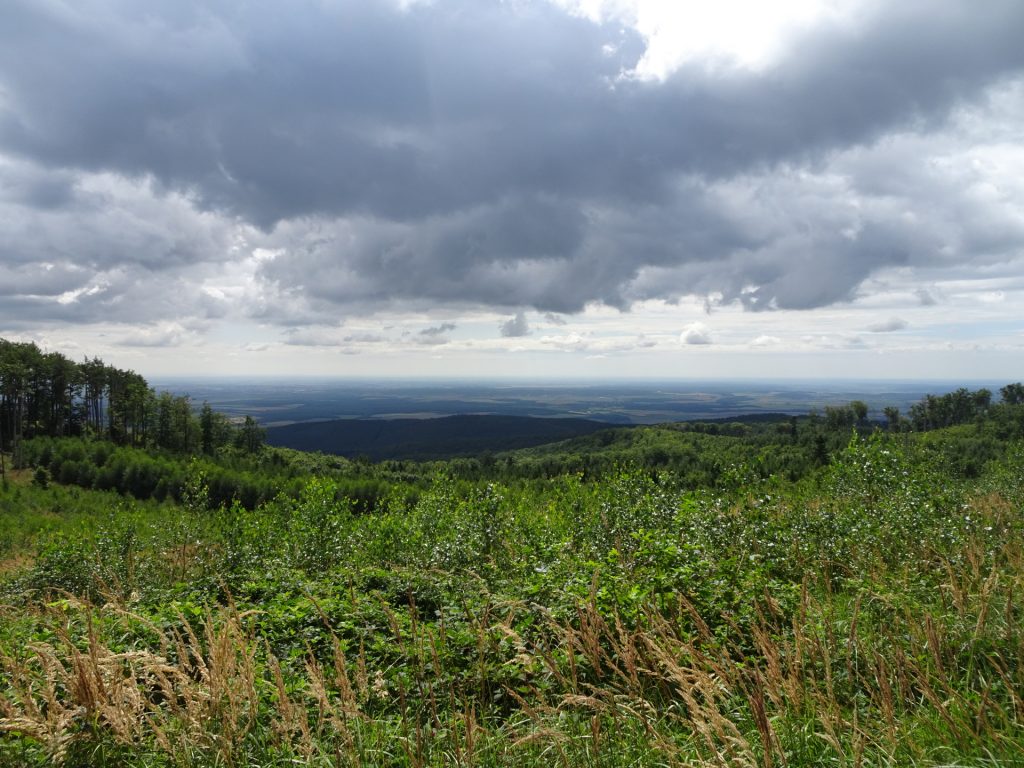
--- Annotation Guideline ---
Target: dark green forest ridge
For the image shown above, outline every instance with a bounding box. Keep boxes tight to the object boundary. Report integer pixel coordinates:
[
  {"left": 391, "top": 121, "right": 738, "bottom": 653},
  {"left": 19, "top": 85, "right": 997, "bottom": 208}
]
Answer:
[
  {"left": 265, "top": 414, "right": 613, "bottom": 461},
  {"left": 2, "top": 338, "right": 1024, "bottom": 766}
]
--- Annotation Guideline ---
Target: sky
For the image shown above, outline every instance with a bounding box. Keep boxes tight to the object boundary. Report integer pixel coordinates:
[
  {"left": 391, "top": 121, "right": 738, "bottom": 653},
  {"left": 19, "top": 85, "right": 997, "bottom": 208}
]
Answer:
[{"left": 1, "top": 0, "right": 1023, "bottom": 380}]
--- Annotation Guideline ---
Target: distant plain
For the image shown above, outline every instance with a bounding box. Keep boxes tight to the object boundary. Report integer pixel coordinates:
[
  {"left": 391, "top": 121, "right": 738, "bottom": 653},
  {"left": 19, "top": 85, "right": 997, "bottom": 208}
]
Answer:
[{"left": 153, "top": 378, "right": 998, "bottom": 426}]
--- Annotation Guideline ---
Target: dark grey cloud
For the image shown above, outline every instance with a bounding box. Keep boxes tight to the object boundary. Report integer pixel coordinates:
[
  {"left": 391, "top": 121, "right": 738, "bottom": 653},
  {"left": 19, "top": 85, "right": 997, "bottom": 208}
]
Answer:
[
  {"left": 500, "top": 312, "right": 530, "bottom": 337},
  {"left": 254, "top": 193, "right": 679, "bottom": 314},
  {"left": 1, "top": 0, "right": 1023, "bottom": 327},
  {"left": 0, "top": 262, "right": 86, "bottom": 298},
  {"left": 0, "top": 0, "right": 631, "bottom": 226},
  {"left": 415, "top": 322, "right": 456, "bottom": 345},
  {"left": 419, "top": 323, "right": 456, "bottom": 337},
  {"left": 5, "top": 0, "right": 1021, "bottom": 217},
  {"left": 0, "top": 155, "right": 239, "bottom": 330},
  {"left": 0, "top": 159, "right": 76, "bottom": 209}
]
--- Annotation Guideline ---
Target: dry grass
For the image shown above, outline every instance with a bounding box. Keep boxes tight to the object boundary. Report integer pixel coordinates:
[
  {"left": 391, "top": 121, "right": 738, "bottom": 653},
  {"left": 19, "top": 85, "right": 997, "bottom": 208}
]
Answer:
[
  {"left": 0, "top": 601, "right": 264, "bottom": 765},
  {"left": 2, "top": 495, "right": 1023, "bottom": 767}
]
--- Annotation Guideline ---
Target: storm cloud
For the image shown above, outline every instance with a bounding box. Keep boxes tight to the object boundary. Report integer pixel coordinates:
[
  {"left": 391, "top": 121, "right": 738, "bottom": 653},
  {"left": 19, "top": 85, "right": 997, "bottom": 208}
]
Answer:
[{"left": 1, "top": 0, "right": 1023, "bottom": 334}]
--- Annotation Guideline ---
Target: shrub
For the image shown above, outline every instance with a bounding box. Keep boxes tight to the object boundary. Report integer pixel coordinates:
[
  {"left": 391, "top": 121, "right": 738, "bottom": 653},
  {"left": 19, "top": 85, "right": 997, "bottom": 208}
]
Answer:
[{"left": 32, "top": 466, "right": 50, "bottom": 489}]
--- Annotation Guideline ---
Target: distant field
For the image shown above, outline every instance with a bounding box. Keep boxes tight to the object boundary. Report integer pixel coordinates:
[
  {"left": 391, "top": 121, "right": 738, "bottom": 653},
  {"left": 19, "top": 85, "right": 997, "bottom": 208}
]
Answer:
[{"left": 154, "top": 378, "right": 986, "bottom": 426}]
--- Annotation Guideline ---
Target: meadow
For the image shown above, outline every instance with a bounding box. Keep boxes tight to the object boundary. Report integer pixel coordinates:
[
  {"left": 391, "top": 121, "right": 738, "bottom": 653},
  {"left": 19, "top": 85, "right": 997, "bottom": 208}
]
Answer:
[{"left": 1, "top": 384, "right": 1023, "bottom": 766}]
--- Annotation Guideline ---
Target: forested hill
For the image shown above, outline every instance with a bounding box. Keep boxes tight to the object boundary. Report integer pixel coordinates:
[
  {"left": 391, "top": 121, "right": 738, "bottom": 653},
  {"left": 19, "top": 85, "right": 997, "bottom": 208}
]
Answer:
[{"left": 265, "top": 413, "right": 612, "bottom": 459}]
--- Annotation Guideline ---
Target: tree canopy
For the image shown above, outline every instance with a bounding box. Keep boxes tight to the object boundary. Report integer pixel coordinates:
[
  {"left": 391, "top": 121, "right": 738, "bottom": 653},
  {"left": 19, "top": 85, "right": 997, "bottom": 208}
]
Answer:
[{"left": 0, "top": 339, "right": 260, "bottom": 459}]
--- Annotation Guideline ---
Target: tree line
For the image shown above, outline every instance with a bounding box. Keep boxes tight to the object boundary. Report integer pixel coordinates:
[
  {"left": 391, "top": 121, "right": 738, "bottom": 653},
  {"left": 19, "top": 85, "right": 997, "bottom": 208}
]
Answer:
[
  {"left": 0, "top": 339, "right": 263, "bottom": 464},
  {"left": 901, "top": 385, "right": 1022, "bottom": 430}
]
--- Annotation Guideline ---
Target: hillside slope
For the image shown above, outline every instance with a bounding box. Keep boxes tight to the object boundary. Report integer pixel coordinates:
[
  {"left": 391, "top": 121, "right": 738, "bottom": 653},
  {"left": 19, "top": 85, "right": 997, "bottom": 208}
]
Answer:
[{"left": 265, "top": 413, "right": 614, "bottom": 459}]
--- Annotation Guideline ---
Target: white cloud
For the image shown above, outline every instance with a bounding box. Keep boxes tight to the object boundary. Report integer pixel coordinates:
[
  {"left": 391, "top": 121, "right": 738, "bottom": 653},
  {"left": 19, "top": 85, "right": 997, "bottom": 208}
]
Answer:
[
  {"left": 552, "top": 0, "right": 865, "bottom": 77},
  {"left": 283, "top": 328, "right": 346, "bottom": 347},
  {"left": 119, "top": 322, "right": 189, "bottom": 348},
  {"left": 680, "top": 322, "right": 713, "bottom": 345}
]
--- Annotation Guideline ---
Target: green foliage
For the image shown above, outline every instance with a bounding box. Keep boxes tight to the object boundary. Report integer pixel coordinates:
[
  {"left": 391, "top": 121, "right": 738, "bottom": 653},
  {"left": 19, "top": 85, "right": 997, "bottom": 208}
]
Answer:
[
  {"left": 17, "top": 436, "right": 287, "bottom": 509},
  {"left": 399, "top": 473, "right": 520, "bottom": 571},
  {"left": 284, "top": 477, "right": 353, "bottom": 571},
  {"left": 1000, "top": 381, "right": 1024, "bottom": 405},
  {"left": 0, "top": 337, "right": 266, "bottom": 464},
  {"left": 909, "top": 386, "right": 995, "bottom": 430},
  {"left": 3, "top": 385, "right": 1024, "bottom": 766},
  {"left": 31, "top": 466, "right": 49, "bottom": 489}
]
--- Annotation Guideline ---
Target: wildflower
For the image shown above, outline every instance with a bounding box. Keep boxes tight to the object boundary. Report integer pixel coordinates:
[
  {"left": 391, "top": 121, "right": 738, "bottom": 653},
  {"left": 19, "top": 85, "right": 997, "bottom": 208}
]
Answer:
[{"left": 372, "top": 670, "right": 390, "bottom": 701}]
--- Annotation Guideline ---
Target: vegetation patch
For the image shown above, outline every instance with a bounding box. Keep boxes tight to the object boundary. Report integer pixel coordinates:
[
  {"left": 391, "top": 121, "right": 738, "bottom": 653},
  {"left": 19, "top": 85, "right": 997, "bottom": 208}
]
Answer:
[{"left": 2, "top": 341, "right": 1024, "bottom": 765}]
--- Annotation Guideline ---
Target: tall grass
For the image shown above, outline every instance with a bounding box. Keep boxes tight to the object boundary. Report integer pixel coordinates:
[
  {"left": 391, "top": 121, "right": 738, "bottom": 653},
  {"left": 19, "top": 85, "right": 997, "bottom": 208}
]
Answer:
[
  {"left": 3, "top": 520, "right": 1021, "bottom": 767},
  {"left": 2, "top": 433, "right": 1023, "bottom": 766}
]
